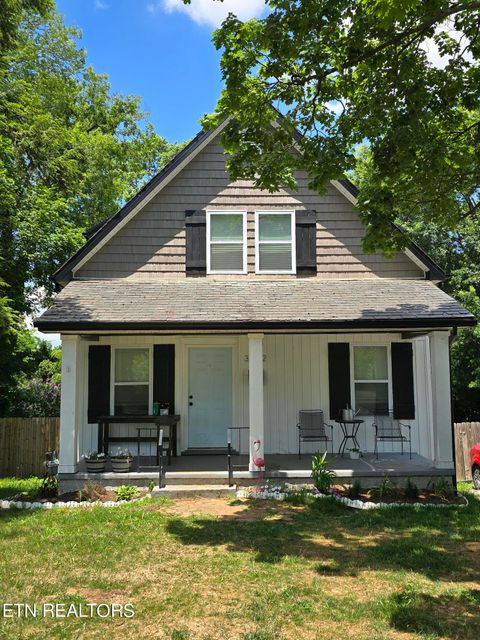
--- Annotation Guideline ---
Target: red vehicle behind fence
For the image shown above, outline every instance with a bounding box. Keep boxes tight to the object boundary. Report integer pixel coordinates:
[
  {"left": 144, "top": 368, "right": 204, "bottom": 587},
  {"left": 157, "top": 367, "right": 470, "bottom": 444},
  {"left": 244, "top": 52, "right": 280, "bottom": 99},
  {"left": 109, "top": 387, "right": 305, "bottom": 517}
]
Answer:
[{"left": 471, "top": 443, "right": 480, "bottom": 489}]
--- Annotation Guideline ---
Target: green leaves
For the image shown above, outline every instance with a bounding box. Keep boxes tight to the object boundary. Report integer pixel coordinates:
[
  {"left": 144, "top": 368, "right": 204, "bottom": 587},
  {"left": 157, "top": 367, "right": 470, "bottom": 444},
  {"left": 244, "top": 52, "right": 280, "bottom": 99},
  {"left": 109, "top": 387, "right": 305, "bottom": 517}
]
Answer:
[{"left": 208, "top": 0, "right": 480, "bottom": 254}]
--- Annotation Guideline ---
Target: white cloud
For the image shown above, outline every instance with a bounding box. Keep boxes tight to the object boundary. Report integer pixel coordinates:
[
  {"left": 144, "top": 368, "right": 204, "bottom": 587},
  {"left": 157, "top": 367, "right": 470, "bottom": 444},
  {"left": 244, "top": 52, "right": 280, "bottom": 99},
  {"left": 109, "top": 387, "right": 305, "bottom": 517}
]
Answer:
[
  {"left": 422, "top": 22, "right": 473, "bottom": 69},
  {"left": 95, "top": 0, "right": 109, "bottom": 9},
  {"left": 150, "top": 0, "right": 266, "bottom": 28}
]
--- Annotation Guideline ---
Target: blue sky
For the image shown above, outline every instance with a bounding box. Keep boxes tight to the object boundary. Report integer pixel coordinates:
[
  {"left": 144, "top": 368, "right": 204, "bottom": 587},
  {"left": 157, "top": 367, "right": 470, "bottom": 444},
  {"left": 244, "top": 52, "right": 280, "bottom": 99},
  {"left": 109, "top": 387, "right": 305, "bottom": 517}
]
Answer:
[{"left": 55, "top": 0, "right": 267, "bottom": 142}]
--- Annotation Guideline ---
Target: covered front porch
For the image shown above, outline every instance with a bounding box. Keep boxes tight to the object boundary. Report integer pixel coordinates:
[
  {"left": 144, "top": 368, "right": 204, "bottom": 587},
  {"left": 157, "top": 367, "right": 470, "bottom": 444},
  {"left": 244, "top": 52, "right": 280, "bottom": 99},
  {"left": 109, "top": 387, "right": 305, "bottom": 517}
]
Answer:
[
  {"left": 61, "top": 452, "right": 454, "bottom": 491},
  {"left": 58, "top": 327, "right": 455, "bottom": 486}
]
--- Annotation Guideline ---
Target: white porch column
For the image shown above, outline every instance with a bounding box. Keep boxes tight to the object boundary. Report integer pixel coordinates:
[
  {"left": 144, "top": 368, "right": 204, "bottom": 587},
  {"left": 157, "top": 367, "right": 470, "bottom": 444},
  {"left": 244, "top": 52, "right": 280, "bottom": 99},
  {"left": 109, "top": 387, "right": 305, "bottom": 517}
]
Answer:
[
  {"left": 429, "top": 331, "right": 454, "bottom": 469},
  {"left": 59, "top": 335, "right": 81, "bottom": 474},
  {"left": 248, "top": 333, "right": 265, "bottom": 471}
]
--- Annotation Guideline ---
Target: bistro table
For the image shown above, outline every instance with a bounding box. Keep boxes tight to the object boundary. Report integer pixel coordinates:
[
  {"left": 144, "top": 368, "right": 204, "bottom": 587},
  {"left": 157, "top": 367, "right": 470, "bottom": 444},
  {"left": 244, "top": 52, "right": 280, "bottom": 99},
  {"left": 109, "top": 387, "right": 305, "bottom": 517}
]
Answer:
[
  {"left": 96, "top": 415, "right": 180, "bottom": 466},
  {"left": 335, "top": 419, "right": 364, "bottom": 457}
]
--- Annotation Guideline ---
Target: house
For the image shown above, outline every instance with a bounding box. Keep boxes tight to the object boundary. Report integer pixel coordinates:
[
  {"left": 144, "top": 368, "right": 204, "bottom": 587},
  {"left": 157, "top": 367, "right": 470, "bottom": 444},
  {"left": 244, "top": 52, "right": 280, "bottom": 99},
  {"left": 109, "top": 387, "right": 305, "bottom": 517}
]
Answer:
[{"left": 35, "top": 118, "right": 475, "bottom": 486}]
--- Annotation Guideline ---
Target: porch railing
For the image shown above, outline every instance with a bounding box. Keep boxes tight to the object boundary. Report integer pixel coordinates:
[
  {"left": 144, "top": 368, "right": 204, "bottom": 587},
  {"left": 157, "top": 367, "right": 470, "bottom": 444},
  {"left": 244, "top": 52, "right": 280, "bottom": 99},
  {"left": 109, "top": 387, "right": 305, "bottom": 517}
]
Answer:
[{"left": 227, "top": 426, "right": 249, "bottom": 487}]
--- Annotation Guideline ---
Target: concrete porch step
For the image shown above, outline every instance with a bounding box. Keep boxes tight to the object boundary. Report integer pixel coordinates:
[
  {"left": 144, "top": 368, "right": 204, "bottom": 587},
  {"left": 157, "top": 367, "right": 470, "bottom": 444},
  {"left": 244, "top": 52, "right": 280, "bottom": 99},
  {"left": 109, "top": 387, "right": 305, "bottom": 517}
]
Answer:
[{"left": 152, "top": 484, "right": 236, "bottom": 498}]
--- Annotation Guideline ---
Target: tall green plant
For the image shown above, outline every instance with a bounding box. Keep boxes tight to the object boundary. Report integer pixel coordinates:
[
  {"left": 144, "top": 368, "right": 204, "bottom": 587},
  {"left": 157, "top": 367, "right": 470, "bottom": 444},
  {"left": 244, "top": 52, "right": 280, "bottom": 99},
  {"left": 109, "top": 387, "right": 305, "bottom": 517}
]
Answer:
[{"left": 311, "top": 451, "right": 335, "bottom": 494}]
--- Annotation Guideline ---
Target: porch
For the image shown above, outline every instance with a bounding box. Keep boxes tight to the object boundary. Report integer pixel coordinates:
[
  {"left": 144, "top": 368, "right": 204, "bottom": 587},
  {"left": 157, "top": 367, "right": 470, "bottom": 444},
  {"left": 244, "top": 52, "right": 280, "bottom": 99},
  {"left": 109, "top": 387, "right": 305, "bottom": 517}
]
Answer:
[
  {"left": 60, "top": 452, "right": 454, "bottom": 491},
  {"left": 58, "top": 328, "right": 456, "bottom": 481}
]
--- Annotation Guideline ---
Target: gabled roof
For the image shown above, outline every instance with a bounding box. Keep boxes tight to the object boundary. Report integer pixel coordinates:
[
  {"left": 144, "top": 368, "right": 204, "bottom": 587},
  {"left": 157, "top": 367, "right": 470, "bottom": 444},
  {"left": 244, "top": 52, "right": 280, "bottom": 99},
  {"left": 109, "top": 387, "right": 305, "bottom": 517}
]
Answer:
[
  {"left": 53, "top": 118, "right": 445, "bottom": 287},
  {"left": 35, "top": 278, "right": 475, "bottom": 332},
  {"left": 53, "top": 123, "right": 228, "bottom": 287}
]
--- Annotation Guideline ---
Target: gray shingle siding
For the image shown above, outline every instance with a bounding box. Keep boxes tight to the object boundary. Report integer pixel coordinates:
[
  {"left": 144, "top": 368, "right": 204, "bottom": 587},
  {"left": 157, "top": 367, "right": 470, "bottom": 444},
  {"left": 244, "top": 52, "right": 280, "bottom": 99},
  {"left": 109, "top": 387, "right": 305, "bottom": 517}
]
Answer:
[{"left": 76, "top": 137, "right": 423, "bottom": 280}]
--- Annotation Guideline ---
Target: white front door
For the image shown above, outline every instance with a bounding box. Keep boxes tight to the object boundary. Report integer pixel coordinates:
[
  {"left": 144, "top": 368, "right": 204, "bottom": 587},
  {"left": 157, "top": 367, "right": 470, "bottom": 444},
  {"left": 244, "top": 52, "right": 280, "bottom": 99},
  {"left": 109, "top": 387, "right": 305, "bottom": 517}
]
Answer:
[{"left": 188, "top": 347, "right": 233, "bottom": 448}]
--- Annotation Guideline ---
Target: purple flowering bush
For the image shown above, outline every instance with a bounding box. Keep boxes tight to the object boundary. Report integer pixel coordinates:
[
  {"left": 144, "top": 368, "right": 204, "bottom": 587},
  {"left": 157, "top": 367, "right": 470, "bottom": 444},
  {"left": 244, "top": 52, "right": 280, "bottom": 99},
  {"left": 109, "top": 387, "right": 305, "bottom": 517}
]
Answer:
[{"left": 13, "top": 377, "right": 61, "bottom": 417}]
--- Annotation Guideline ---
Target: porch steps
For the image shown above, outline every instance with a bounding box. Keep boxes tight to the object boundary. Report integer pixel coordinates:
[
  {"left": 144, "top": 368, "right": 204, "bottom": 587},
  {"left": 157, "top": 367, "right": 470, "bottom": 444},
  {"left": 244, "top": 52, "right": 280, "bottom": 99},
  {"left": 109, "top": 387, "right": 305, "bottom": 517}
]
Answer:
[{"left": 152, "top": 484, "right": 236, "bottom": 498}]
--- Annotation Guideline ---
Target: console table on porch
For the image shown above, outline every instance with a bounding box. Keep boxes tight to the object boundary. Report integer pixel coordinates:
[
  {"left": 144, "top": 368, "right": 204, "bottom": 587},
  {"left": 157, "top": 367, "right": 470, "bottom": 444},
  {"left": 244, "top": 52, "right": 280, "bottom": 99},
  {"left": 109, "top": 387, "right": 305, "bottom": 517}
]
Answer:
[{"left": 97, "top": 415, "right": 180, "bottom": 465}]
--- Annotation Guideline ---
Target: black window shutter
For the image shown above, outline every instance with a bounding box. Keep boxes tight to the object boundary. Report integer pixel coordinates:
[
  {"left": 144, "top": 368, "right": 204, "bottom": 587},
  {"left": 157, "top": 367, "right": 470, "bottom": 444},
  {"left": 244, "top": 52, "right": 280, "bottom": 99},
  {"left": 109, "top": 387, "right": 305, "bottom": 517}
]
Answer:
[
  {"left": 153, "top": 345, "right": 175, "bottom": 414},
  {"left": 87, "top": 345, "right": 111, "bottom": 422},
  {"left": 295, "top": 209, "right": 317, "bottom": 276},
  {"left": 391, "top": 342, "right": 415, "bottom": 419},
  {"left": 328, "top": 343, "right": 351, "bottom": 420},
  {"left": 185, "top": 209, "right": 206, "bottom": 276}
]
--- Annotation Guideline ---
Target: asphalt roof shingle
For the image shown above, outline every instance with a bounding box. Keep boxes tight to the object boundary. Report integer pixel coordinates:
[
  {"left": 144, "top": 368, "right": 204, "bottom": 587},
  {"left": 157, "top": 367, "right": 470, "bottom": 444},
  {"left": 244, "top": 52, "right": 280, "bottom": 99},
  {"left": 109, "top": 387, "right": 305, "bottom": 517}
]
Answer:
[{"left": 34, "top": 278, "right": 475, "bottom": 331}]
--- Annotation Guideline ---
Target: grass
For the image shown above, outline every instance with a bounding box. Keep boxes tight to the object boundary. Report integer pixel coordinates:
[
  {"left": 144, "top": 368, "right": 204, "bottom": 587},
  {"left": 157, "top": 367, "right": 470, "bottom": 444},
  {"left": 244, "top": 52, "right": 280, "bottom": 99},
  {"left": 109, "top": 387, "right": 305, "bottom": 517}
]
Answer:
[
  {"left": 0, "top": 480, "right": 479, "bottom": 639},
  {"left": 0, "top": 476, "right": 43, "bottom": 500}
]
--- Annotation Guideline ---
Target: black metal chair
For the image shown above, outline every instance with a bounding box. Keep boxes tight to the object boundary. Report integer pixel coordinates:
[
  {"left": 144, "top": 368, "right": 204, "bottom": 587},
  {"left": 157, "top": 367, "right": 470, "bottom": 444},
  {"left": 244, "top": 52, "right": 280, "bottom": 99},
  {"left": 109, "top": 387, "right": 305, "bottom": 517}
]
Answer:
[
  {"left": 297, "top": 410, "right": 333, "bottom": 459},
  {"left": 373, "top": 413, "right": 412, "bottom": 459}
]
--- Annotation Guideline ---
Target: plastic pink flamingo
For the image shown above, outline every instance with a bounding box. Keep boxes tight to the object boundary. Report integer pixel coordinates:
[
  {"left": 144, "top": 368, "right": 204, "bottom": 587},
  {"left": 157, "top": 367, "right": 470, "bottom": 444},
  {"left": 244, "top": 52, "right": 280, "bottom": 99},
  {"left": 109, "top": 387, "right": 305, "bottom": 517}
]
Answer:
[{"left": 252, "top": 439, "right": 265, "bottom": 470}]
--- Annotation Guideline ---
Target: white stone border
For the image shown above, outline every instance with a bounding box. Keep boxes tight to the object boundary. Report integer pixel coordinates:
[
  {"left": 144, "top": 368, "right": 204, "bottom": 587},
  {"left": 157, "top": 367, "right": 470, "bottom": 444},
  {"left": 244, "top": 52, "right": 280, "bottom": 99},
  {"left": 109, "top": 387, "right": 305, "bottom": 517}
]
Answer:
[
  {"left": 236, "top": 488, "right": 469, "bottom": 509},
  {"left": 0, "top": 495, "right": 151, "bottom": 510}
]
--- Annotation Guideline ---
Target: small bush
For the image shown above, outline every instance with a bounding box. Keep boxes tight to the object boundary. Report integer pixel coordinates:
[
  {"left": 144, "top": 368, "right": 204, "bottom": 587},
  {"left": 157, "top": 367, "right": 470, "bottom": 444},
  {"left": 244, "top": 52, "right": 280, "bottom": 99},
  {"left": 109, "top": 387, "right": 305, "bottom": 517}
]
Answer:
[
  {"left": 404, "top": 478, "right": 419, "bottom": 501},
  {"left": 311, "top": 451, "right": 335, "bottom": 493},
  {"left": 347, "top": 480, "right": 362, "bottom": 499},
  {"left": 148, "top": 480, "right": 155, "bottom": 492},
  {"left": 428, "top": 477, "right": 454, "bottom": 499},
  {"left": 79, "top": 482, "right": 107, "bottom": 502},
  {"left": 114, "top": 484, "right": 140, "bottom": 501}
]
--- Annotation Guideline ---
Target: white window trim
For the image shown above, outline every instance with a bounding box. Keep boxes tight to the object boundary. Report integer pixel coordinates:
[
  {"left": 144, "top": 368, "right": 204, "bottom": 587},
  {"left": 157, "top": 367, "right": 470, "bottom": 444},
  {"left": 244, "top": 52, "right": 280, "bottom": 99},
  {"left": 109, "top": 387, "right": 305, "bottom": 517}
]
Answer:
[
  {"left": 110, "top": 346, "right": 153, "bottom": 416},
  {"left": 351, "top": 344, "right": 392, "bottom": 416},
  {"left": 255, "top": 210, "right": 296, "bottom": 274},
  {"left": 206, "top": 210, "right": 247, "bottom": 275}
]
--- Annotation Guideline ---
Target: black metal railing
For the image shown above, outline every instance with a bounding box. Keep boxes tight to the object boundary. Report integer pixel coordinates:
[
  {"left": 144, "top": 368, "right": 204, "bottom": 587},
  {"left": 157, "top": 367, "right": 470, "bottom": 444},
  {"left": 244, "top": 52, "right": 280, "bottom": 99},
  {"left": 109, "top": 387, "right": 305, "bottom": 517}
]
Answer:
[{"left": 227, "top": 427, "right": 249, "bottom": 487}]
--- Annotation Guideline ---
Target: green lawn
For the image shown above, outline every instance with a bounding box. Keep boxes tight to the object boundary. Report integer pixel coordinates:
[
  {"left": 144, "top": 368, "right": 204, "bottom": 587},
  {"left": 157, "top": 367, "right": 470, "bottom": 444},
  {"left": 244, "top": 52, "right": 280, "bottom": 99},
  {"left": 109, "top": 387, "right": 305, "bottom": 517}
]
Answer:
[{"left": 0, "top": 481, "right": 479, "bottom": 640}]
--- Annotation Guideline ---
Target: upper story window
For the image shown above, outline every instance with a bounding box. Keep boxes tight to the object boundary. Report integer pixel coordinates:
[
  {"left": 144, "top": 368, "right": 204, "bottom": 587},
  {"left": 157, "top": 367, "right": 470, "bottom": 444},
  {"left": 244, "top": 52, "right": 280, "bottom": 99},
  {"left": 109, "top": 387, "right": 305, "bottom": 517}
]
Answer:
[
  {"left": 113, "top": 348, "right": 151, "bottom": 415},
  {"left": 353, "top": 346, "right": 390, "bottom": 416},
  {"left": 255, "top": 211, "right": 296, "bottom": 274},
  {"left": 207, "top": 211, "right": 247, "bottom": 274}
]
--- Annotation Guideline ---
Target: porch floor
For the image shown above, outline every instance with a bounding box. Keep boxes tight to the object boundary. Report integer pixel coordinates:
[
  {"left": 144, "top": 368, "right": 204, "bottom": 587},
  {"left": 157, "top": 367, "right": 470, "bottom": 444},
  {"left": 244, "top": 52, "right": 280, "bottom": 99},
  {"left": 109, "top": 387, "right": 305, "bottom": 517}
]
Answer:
[{"left": 71, "top": 453, "right": 453, "bottom": 484}]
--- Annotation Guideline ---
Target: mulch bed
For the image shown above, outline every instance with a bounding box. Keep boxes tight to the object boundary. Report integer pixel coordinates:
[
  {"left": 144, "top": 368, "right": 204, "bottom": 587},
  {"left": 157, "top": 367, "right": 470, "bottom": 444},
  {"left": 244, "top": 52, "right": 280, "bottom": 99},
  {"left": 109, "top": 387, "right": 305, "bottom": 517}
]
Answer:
[{"left": 334, "top": 486, "right": 465, "bottom": 506}]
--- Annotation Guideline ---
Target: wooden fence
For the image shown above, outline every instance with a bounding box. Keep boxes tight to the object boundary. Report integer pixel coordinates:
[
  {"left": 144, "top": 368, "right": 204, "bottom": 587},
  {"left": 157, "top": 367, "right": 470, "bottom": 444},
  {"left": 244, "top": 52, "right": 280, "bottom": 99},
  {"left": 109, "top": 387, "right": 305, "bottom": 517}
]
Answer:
[
  {"left": 0, "top": 417, "right": 60, "bottom": 478},
  {"left": 454, "top": 422, "right": 480, "bottom": 481}
]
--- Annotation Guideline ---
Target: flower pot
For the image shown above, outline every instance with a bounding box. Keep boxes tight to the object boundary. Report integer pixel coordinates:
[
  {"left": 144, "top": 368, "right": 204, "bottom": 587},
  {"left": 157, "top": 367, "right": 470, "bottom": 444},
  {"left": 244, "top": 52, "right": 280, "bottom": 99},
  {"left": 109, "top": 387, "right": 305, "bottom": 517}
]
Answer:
[
  {"left": 85, "top": 459, "right": 106, "bottom": 473},
  {"left": 110, "top": 458, "right": 133, "bottom": 473},
  {"left": 349, "top": 451, "right": 361, "bottom": 460}
]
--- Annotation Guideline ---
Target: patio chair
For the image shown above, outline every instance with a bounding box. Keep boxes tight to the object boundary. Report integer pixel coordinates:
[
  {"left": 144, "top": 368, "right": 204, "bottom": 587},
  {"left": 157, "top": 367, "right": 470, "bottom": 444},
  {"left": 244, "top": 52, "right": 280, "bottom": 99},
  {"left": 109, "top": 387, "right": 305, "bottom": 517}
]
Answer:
[
  {"left": 373, "top": 413, "right": 412, "bottom": 459},
  {"left": 297, "top": 410, "right": 333, "bottom": 459}
]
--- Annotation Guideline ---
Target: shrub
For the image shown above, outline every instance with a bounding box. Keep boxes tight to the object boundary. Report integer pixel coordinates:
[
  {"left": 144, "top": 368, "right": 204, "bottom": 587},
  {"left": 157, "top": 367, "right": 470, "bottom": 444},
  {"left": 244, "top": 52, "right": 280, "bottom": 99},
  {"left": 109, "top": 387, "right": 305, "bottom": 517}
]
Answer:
[
  {"left": 404, "top": 478, "right": 419, "bottom": 501},
  {"left": 428, "top": 477, "right": 454, "bottom": 499},
  {"left": 114, "top": 484, "right": 140, "bottom": 501},
  {"left": 347, "top": 479, "right": 362, "bottom": 499},
  {"left": 311, "top": 451, "right": 335, "bottom": 493}
]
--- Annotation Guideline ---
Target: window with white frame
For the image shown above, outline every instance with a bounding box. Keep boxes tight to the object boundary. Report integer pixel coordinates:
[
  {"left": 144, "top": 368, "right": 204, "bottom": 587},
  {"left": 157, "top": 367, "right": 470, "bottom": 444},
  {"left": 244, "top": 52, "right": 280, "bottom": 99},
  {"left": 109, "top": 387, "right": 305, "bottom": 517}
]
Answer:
[
  {"left": 255, "top": 211, "right": 295, "bottom": 273},
  {"left": 353, "top": 346, "right": 389, "bottom": 416},
  {"left": 207, "top": 211, "right": 246, "bottom": 273},
  {"left": 113, "top": 348, "right": 150, "bottom": 415}
]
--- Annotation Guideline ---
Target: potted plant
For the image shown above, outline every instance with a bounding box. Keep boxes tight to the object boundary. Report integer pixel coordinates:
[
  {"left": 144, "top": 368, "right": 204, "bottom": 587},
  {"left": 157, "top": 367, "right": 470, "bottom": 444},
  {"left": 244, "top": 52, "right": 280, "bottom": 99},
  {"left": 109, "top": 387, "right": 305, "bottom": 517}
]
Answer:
[
  {"left": 348, "top": 448, "right": 362, "bottom": 460},
  {"left": 110, "top": 448, "right": 134, "bottom": 473},
  {"left": 82, "top": 451, "right": 107, "bottom": 473}
]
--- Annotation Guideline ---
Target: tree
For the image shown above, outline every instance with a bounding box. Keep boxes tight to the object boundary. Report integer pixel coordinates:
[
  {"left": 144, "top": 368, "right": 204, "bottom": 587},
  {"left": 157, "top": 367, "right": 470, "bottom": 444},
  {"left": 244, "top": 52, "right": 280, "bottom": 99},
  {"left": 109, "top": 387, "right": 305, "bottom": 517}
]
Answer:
[
  {"left": 0, "top": 7, "right": 182, "bottom": 414},
  {"left": 201, "top": 0, "right": 480, "bottom": 254},
  {"left": 0, "top": 0, "right": 52, "bottom": 49},
  {"left": 1, "top": 13, "right": 176, "bottom": 315},
  {"left": 353, "top": 146, "right": 480, "bottom": 419}
]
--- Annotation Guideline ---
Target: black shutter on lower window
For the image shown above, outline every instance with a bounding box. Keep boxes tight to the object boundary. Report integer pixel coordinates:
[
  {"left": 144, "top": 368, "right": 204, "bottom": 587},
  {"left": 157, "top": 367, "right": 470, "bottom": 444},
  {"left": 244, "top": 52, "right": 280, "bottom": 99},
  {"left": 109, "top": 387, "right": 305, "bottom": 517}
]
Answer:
[
  {"left": 328, "top": 343, "right": 351, "bottom": 420},
  {"left": 153, "top": 345, "right": 175, "bottom": 414},
  {"left": 87, "top": 345, "right": 111, "bottom": 422},
  {"left": 185, "top": 209, "right": 206, "bottom": 275},
  {"left": 391, "top": 342, "right": 415, "bottom": 419},
  {"left": 295, "top": 209, "right": 317, "bottom": 276}
]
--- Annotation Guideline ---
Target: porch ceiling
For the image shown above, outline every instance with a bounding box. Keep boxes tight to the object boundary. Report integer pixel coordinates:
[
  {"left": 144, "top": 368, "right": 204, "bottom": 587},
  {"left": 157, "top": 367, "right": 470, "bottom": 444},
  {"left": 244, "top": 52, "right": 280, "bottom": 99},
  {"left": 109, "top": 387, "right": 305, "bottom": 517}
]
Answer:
[{"left": 35, "top": 278, "right": 475, "bottom": 332}]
